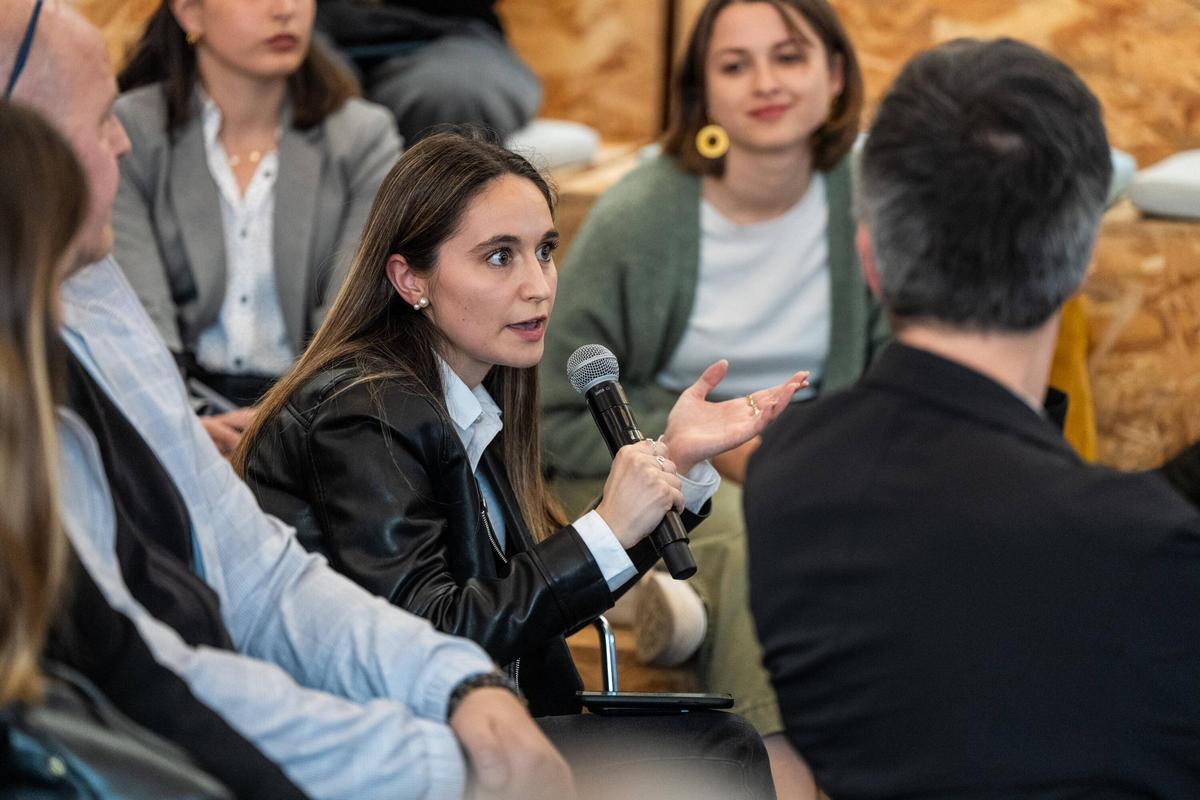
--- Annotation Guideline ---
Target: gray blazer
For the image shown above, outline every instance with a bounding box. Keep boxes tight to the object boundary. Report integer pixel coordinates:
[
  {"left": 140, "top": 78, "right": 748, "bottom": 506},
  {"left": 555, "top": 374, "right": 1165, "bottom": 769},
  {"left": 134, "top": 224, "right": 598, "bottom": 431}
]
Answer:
[{"left": 112, "top": 85, "right": 401, "bottom": 356}]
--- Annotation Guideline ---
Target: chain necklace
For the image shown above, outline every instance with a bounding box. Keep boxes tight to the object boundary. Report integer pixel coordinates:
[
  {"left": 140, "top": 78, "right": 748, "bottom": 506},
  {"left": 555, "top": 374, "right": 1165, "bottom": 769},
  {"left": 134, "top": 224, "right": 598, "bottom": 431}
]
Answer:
[{"left": 225, "top": 133, "right": 278, "bottom": 168}]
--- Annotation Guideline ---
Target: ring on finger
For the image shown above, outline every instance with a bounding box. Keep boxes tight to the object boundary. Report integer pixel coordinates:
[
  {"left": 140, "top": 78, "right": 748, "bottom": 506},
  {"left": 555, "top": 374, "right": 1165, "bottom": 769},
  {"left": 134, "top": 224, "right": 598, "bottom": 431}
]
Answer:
[
  {"left": 655, "top": 455, "right": 667, "bottom": 471},
  {"left": 746, "top": 394, "right": 762, "bottom": 417}
]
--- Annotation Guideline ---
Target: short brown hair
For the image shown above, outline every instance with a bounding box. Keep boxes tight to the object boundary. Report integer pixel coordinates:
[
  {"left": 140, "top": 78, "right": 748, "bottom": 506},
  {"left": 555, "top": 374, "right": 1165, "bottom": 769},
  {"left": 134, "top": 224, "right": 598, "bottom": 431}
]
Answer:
[
  {"left": 118, "top": 2, "right": 359, "bottom": 133},
  {"left": 662, "top": 0, "right": 863, "bottom": 175}
]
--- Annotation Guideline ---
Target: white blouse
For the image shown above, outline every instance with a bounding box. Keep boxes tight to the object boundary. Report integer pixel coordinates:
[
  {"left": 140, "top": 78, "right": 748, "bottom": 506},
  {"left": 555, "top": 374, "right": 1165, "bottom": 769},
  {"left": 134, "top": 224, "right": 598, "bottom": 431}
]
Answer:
[
  {"left": 194, "top": 95, "right": 294, "bottom": 377},
  {"left": 656, "top": 173, "right": 831, "bottom": 401}
]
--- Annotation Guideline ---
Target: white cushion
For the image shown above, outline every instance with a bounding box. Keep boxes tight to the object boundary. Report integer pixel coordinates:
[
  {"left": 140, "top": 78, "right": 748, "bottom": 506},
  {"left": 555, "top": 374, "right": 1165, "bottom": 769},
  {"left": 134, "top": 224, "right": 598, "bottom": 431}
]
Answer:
[
  {"left": 506, "top": 119, "right": 600, "bottom": 172},
  {"left": 1107, "top": 148, "right": 1137, "bottom": 206},
  {"left": 1129, "top": 150, "right": 1200, "bottom": 219}
]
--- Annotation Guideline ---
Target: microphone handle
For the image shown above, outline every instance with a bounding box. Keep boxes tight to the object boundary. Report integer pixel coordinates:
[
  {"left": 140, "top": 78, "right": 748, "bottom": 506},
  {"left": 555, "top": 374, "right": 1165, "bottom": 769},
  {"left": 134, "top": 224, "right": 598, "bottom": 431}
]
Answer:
[{"left": 584, "top": 382, "right": 698, "bottom": 580}]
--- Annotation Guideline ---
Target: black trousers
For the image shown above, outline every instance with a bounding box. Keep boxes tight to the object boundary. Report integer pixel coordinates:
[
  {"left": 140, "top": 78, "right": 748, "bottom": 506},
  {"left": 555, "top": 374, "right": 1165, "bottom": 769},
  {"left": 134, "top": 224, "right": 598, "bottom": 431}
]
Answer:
[{"left": 537, "top": 711, "right": 775, "bottom": 800}]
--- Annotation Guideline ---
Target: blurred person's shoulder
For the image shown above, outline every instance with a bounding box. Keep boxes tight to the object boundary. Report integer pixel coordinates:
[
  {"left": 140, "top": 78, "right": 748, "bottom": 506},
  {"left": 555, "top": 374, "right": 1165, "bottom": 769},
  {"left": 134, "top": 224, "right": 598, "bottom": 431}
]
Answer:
[
  {"left": 320, "top": 96, "right": 399, "bottom": 154},
  {"left": 568, "top": 155, "right": 701, "bottom": 266},
  {"left": 114, "top": 83, "right": 171, "bottom": 150}
]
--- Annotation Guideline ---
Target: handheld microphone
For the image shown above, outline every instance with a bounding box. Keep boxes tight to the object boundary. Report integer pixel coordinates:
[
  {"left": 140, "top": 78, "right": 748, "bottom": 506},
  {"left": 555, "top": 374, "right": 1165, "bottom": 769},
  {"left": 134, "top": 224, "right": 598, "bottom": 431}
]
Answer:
[{"left": 566, "top": 344, "right": 697, "bottom": 580}]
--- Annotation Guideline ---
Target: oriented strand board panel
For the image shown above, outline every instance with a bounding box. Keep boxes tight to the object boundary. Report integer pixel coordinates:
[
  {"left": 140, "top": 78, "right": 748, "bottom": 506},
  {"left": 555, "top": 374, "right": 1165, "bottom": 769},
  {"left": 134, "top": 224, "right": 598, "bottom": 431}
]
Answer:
[
  {"left": 498, "top": 0, "right": 669, "bottom": 143},
  {"left": 1084, "top": 204, "right": 1200, "bottom": 469},
  {"left": 673, "top": 0, "right": 1200, "bottom": 168},
  {"left": 78, "top": 0, "right": 1200, "bottom": 163},
  {"left": 76, "top": 0, "right": 160, "bottom": 69}
]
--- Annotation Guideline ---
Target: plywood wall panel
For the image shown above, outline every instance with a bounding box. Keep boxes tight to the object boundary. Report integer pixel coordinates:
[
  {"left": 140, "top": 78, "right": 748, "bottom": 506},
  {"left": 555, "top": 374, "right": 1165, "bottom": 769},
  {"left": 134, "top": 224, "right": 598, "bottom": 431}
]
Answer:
[
  {"left": 497, "top": 0, "right": 669, "bottom": 143},
  {"left": 1085, "top": 204, "right": 1200, "bottom": 469},
  {"left": 76, "top": 0, "right": 159, "bottom": 69}
]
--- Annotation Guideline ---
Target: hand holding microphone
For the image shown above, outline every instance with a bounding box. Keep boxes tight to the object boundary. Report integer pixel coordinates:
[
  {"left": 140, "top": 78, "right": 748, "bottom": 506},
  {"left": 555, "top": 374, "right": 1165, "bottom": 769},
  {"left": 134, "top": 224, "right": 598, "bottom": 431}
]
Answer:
[
  {"left": 567, "top": 345, "right": 810, "bottom": 579},
  {"left": 595, "top": 439, "right": 685, "bottom": 550},
  {"left": 568, "top": 345, "right": 697, "bottom": 579}
]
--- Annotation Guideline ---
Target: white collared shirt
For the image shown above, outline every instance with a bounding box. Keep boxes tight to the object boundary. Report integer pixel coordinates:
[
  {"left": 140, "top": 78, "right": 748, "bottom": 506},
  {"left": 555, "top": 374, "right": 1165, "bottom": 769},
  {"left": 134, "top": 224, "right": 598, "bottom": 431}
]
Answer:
[
  {"left": 438, "top": 358, "right": 719, "bottom": 591},
  {"left": 194, "top": 94, "right": 294, "bottom": 377}
]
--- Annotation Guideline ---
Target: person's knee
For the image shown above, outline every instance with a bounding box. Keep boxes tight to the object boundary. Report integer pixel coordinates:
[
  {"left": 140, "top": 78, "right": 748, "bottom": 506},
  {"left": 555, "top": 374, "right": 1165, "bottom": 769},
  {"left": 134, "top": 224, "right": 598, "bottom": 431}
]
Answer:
[{"left": 687, "top": 711, "right": 770, "bottom": 766}]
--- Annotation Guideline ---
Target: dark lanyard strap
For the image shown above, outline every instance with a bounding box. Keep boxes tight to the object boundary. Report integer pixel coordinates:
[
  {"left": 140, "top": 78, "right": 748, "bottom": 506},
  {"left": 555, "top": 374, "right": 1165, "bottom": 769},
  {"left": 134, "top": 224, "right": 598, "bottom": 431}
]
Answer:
[{"left": 4, "top": 0, "right": 45, "bottom": 100}]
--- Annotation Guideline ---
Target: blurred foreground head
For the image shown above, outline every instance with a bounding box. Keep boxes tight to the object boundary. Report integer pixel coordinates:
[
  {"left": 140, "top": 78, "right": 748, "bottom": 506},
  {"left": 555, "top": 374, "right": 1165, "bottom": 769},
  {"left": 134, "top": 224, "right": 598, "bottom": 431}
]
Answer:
[
  {"left": 0, "top": 99, "right": 88, "bottom": 704},
  {"left": 0, "top": 0, "right": 130, "bottom": 266}
]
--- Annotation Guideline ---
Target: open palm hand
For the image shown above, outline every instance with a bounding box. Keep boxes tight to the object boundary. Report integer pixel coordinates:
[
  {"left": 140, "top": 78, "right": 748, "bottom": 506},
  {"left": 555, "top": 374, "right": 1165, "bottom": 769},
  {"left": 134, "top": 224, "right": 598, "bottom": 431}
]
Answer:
[{"left": 661, "top": 360, "right": 809, "bottom": 475}]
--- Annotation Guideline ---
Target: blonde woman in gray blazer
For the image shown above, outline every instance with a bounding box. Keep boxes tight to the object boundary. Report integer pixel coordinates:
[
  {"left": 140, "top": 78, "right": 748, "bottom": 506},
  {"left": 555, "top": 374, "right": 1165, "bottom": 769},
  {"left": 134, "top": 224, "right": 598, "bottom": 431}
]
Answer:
[{"left": 113, "top": 0, "right": 400, "bottom": 452}]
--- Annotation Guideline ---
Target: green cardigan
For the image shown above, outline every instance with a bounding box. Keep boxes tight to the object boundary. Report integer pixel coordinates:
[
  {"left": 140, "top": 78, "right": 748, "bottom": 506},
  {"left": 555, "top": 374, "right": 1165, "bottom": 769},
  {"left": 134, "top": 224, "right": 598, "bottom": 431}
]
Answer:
[{"left": 541, "top": 155, "right": 888, "bottom": 479}]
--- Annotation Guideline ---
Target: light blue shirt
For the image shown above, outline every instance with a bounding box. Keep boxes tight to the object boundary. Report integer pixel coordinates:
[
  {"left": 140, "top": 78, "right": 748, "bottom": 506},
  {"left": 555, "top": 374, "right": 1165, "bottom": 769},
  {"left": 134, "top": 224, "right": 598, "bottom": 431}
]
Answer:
[
  {"left": 59, "top": 258, "right": 497, "bottom": 800},
  {"left": 437, "top": 358, "right": 719, "bottom": 591}
]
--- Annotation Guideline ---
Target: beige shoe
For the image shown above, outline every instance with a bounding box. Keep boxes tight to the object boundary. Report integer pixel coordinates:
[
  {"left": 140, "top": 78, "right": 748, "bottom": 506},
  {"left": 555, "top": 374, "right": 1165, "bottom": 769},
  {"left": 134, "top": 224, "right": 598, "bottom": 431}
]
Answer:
[{"left": 634, "top": 571, "right": 707, "bottom": 667}]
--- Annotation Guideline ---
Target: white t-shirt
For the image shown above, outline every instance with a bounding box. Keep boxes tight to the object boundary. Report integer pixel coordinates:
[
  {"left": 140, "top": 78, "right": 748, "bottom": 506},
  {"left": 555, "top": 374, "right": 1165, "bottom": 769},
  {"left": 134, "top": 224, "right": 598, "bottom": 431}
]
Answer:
[{"left": 656, "top": 173, "right": 831, "bottom": 401}]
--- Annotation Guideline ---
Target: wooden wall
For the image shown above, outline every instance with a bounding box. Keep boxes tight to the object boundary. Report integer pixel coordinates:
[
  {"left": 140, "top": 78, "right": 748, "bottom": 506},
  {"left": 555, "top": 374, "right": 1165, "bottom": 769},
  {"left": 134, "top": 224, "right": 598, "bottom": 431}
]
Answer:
[
  {"left": 1089, "top": 207, "right": 1200, "bottom": 468},
  {"left": 497, "top": 0, "right": 670, "bottom": 143},
  {"left": 76, "top": 0, "right": 158, "bottom": 68}
]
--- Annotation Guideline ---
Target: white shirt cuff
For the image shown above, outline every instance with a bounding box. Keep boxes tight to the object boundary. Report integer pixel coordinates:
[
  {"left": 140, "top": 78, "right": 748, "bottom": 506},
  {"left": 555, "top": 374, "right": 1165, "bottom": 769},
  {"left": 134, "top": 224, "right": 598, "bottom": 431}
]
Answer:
[
  {"left": 680, "top": 459, "right": 720, "bottom": 514},
  {"left": 574, "top": 461, "right": 717, "bottom": 593},
  {"left": 573, "top": 510, "right": 638, "bottom": 592}
]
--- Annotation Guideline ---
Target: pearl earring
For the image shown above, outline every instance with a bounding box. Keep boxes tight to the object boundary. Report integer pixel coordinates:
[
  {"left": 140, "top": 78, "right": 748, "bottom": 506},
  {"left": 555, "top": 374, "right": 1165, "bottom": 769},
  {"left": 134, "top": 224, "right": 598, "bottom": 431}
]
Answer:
[{"left": 412, "top": 297, "right": 429, "bottom": 311}]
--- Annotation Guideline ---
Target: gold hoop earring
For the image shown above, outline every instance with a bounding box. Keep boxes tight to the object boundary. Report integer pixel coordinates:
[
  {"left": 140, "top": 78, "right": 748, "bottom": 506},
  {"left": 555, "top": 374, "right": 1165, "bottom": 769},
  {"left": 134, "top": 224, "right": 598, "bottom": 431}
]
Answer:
[
  {"left": 695, "top": 124, "right": 729, "bottom": 159},
  {"left": 186, "top": 31, "right": 201, "bottom": 46}
]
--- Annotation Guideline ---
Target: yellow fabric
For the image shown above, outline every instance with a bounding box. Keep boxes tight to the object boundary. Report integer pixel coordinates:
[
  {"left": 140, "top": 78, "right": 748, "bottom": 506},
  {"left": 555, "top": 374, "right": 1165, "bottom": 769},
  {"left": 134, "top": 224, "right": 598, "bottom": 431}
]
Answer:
[{"left": 1050, "top": 295, "right": 1097, "bottom": 461}]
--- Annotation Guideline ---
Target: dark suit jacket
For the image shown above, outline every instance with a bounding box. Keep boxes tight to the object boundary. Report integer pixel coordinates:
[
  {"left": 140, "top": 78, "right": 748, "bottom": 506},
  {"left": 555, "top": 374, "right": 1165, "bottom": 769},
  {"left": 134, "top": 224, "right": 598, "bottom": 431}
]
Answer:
[{"left": 745, "top": 342, "right": 1200, "bottom": 799}]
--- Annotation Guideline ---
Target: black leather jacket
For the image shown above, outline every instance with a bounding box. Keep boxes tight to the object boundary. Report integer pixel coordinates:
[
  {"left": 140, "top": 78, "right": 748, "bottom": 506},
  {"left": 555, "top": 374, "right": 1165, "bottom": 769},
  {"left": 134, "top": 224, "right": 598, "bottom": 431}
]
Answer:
[{"left": 244, "top": 367, "right": 704, "bottom": 716}]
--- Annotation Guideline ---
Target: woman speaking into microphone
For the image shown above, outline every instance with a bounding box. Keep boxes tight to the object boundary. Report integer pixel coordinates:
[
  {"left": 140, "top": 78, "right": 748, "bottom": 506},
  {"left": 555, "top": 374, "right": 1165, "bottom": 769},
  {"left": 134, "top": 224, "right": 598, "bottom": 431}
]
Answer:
[{"left": 235, "top": 129, "right": 801, "bottom": 795}]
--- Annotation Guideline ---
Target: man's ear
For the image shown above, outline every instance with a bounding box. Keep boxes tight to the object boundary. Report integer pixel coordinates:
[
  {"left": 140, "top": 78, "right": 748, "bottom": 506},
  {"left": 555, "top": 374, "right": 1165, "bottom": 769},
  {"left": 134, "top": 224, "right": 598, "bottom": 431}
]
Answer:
[
  {"left": 385, "top": 254, "right": 428, "bottom": 307},
  {"left": 856, "top": 224, "right": 882, "bottom": 299}
]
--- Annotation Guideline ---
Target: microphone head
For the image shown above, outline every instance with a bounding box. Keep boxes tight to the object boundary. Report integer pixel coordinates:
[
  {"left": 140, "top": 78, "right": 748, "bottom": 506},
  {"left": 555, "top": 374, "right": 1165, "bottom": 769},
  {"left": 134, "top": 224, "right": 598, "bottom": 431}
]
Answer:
[{"left": 567, "top": 344, "right": 620, "bottom": 395}]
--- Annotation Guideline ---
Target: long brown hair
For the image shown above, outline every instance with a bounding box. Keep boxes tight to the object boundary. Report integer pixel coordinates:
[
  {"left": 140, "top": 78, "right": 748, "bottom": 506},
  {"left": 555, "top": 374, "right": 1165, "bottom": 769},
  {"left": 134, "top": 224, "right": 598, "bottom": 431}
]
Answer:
[
  {"left": 235, "top": 130, "right": 567, "bottom": 540},
  {"left": 663, "top": 0, "right": 864, "bottom": 175},
  {"left": 0, "top": 101, "right": 88, "bottom": 704},
  {"left": 117, "top": 2, "right": 358, "bottom": 133}
]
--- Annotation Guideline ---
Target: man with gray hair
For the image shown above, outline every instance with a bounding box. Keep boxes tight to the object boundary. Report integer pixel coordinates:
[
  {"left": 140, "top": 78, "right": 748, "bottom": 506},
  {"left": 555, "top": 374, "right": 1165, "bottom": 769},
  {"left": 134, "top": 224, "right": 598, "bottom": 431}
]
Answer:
[{"left": 746, "top": 38, "right": 1200, "bottom": 797}]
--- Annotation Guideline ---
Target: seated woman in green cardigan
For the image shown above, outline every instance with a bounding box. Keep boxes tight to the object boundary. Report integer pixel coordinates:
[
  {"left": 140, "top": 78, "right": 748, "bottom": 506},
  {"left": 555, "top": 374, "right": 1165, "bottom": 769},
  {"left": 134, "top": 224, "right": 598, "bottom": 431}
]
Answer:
[{"left": 540, "top": 0, "right": 886, "bottom": 795}]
